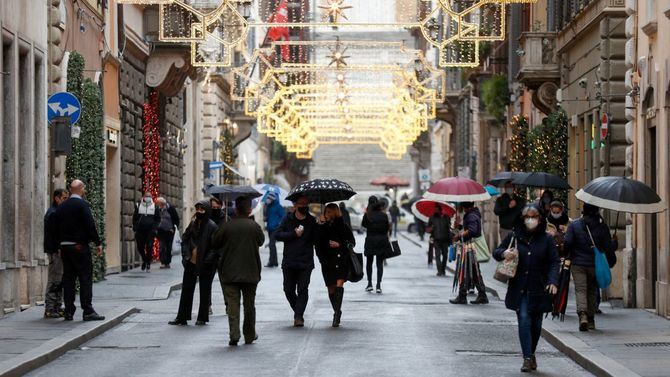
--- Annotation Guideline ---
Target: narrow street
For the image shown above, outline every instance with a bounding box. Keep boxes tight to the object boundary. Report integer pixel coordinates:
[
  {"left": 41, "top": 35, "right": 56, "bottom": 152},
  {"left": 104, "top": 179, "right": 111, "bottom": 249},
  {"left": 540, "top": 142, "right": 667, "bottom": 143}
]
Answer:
[{"left": 27, "top": 234, "right": 590, "bottom": 377}]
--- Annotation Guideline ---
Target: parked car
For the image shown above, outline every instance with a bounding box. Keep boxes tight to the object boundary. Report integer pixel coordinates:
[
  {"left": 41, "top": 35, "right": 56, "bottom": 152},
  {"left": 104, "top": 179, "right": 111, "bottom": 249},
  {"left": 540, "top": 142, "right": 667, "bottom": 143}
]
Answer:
[{"left": 347, "top": 207, "right": 365, "bottom": 234}]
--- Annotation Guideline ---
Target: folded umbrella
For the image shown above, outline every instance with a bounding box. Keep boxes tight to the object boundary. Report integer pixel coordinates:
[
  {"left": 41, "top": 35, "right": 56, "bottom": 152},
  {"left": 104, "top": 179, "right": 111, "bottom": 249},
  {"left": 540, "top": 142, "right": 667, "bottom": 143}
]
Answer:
[
  {"left": 512, "top": 172, "right": 571, "bottom": 190},
  {"left": 411, "top": 199, "right": 456, "bottom": 223},
  {"left": 286, "top": 178, "right": 357, "bottom": 204},
  {"left": 575, "top": 176, "right": 666, "bottom": 214},
  {"left": 424, "top": 177, "right": 491, "bottom": 202},
  {"left": 552, "top": 259, "right": 572, "bottom": 321}
]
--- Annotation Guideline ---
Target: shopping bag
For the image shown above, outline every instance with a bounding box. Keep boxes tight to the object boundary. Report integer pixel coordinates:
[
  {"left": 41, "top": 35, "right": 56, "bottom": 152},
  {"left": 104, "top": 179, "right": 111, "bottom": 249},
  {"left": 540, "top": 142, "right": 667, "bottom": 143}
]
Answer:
[
  {"left": 471, "top": 235, "right": 491, "bottom": 263},
  {"left": 586, "top": 226, "right": 612, "bottom": 289},
  {"left": 493, "top": 237, "right": 518, "bottom": 283},
  {"left": 347, "top": 248, "right": 364, "bottom": 283},
  {"left": 172, "top": 226, "right": 182, "bottom": 255},
  {"left": 385, "top": 240, "right": 402, "bottom": 259}
]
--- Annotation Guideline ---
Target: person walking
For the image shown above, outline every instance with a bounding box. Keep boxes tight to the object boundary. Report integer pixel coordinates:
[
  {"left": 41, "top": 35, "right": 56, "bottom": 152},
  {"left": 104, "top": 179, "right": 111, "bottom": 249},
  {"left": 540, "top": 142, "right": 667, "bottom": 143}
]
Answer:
[
  {"left": 564, "top": 203, "right": 618, "bottom": 331},
  {"left": 362, "top": 196, "right": 392, "bottom": 294},
  {"left": 339, "top": 202, "right": 351, "bottom": 228},
  {"left": 493, "top": 204, "right": 560, "bottom": 373},
  {"left": 427, "top": 204, "right": 452, "bottom": 276},
  {"left": 494, "top": 186, "right": 525, "bottom": 243},
  {"left": 133, "top": 191, "right": 160, "bottom": 272},
  {"left": 389, "top": 201, "right": 401, "bottom": 237},
  {"left": 275, "top": 195, "right": 317, "bottom": 327},
  {"left": 264, "top": 192, "right": 286, "bottom": 267},
  {"left": 213, "top": 196, "right": 265, "bottom": 346},
  {"left": 51, "top": 180, "right": 105, "bottom": 321},
  {"left": 156, "top": 197, "right": 180, "bottom": 269},
  {"left": 209, "top": 196, "right": 226, "bottom": 226},
  {"left": 449, "top": 202, "right": 489, "bottom": 305},
  {"left": 316, "top": 203, "right": 355, "bottom": 327},
  {"left": 546, "top": 200, "right": 570, "bottom": 258},
  {"left": 44, "top": 188, "right": 69, "bottom": 318},
  {"left": 168, "top": 200, "right": 219, "bottom": 326}
]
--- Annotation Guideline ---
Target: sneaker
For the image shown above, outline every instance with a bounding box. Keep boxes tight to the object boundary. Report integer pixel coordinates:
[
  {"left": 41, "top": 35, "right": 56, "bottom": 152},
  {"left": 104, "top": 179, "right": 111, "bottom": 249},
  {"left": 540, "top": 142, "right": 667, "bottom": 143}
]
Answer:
[
  {"left": 83, "top": 312, "right": 105, "bottom": 321},
  {"left": 376, "top": 287, "right": 382, "bottom": 294},
  {"left": 521, "top": 358, "right": 533, "bottom": 373},
  {"left": 168, "top": 319, "right": 187, "bottom": 326},
  {"left": 146, "top": 264, "right": 151, "bottom": 273},
  {"left": 245, "top": 335, "right": 259, "bottom": 345},
  {"left": 44, "top": 310, "right": 63, "bottom": 319},
  {"left": 294, "top": 317, "right": 305, "bottom": 327},
  {"left": 365, "top": 284, "right": 373, "bottom": 292}
]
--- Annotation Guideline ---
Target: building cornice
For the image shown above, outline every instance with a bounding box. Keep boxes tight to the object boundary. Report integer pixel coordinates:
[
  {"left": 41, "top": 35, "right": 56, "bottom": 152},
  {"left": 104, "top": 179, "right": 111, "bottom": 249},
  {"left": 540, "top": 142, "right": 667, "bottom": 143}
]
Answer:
[{"left": 556, "top": 0, "right": 627, "bottom": 54}]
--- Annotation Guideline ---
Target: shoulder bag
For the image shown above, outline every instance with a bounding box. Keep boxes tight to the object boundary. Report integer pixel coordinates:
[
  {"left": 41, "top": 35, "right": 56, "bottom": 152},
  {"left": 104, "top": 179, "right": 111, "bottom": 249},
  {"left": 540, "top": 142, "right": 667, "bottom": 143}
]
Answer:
[
  {"left": 586, "top": 225, "right": 612, "bottom": 289},
  {"left": 493, "top": 237, "right": 518, "bottom": 283}
]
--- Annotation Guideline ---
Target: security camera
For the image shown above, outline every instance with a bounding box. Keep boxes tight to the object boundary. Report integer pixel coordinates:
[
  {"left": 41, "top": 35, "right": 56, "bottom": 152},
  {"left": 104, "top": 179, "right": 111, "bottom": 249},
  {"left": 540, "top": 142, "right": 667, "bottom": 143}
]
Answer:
[{"left": 578, "top": 78, "right": 588, "bottom": 88}]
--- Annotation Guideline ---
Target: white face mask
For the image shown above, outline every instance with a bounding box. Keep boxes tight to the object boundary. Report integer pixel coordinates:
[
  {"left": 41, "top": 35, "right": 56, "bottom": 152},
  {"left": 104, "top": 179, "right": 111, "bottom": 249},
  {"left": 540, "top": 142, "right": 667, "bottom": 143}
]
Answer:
[
  {"left": 525, "top": 217, "right": 539, "bottom": 230},
  {"left": 550, "top": 212, "right": 562, "bottom": 219},
  {"left": 144, "top": 197, "right": 152, "bottom": 204}
]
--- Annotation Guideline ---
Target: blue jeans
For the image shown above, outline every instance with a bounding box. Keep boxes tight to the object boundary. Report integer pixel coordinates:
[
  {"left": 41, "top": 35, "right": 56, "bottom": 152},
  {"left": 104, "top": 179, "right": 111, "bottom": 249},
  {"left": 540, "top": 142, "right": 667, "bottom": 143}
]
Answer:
[{"left": 517, "top": 294, "right": 544, "bottom": 359}]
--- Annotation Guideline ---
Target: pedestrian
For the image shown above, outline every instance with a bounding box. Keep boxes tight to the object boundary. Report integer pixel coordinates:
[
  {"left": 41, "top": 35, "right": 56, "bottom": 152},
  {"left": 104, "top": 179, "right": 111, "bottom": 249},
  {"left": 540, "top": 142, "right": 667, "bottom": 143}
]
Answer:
[
  {"left": 133, "top": 191, "right": 160, "bottom": 272},
  {"left": 316, "top": 203, "right": 356, "bottom": 327},
  {"left": 493, "top": 204, "right": 559, "bottom": 373},
  {"left": 494, "top": 185, "right": 525, "bottom": 243},
  {"left": 427, "top": 236, "right": 434, "bottom": 266},
  {"left": 275, "top": 195, "right": 317, "bottom": 327},
  {"left": 362, "top": 196, "right": 392, "bottom": 294},
  {"left": 209, "top": 196, "right": 226, "bottom": 226},
  {"left": 564, "top": 203, "right": 618, "bottom": 331},
  {"left": 546, "top": 200, "right": 570, "bottom": 258},
  {"left": 449, "top": 202, "right": 489, "bottom": 305},
  {"left": 538, "top": 190, "right": 554, "bottom": 216},
  {"left": 168, "top": 200, "right": 220, "bottom": 326},
  {"left": 51, "top": 180, "right": 105, "bottom": 321},
  {"left": 389, "top": 201, "right": 401, "bottom": 237},
  {"left": 264, "top": 192, "right": 286, "bottom": 267},
  {"left": 427, "top": 204, "right": 451, "bottom": 276},
  {"left": 415, "top": 216, "right": 426, "bottom": 241},
  {"left": 43, "top": 188, "right": 69, "bottom": 318},
  {"left": 339, "top": 202, "right": 351, "bottom": 228},
  {"left": 213, "top": 196, "right": 265, "bottom": 346},
  {"left": 156, "top": 197, "right": 180, "bottom": 269}
]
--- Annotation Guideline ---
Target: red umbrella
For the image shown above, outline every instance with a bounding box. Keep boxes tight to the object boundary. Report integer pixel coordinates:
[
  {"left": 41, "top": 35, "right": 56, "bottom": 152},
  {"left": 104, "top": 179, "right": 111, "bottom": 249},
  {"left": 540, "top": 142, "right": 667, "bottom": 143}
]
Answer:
[
  {"left": 424, "top": 177, "right": 491, "bottom": 202},
  {"left": 370, "top": 175, "right": 410, "bottom": 187},
  {"left": 411, "top": 199, "right": 456, "bottom": 222}
]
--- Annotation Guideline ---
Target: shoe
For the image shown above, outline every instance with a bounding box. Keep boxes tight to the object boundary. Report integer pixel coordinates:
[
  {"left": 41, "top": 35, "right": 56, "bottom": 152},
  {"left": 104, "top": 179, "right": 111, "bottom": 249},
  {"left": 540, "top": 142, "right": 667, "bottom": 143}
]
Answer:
[
  {"left": 83, "top": 312, "right": 105, "bottom": 321},
  {"left": 470, "top": 293, "right": 489, "bottom": 305},
  {"left": 195, "top": 320, "right": 206, "bottom": 326},
  {"left": 294, "top": 317, "right": 305, "bottom": 327},
  {"left": 365, "top": 284, "right": 373, "bottom": 292},
  {"left": 141, "top": 262, "right": 146, "bottom": 271},
  {"left": 209, "top": 306, "right": 213, "bottom": 315},
  {"left": 596, "top": 308, "right": 603, "bottom": 314},
  {"left": 449, "top": 295, "right": 467, "bottom": 305},
  {"left": 521, "top": 358, "right": 533, "bottom": 373},
  {"left": 229, "top": 339, "right": 239, "bottom": 346},
  {"left": 63, "top": 313, "right": 74, "bottom": 321},
  {"left": 332, "top": 311, "right": 342, "bottom": 328},
  {"left": 530, "top": 355, "right": 537, "bottom": 371},
  {"left": 159, "top": 264, "right": 168, "bottom": 269},
  {"left": 436, "top": 271, "right": 446, "bottom": 277},
  {"left": 588, "top": 316, "right": 596, "bottom": 330},
  {"left": 376, "top": 285, "right": 382, "bottom": 294},
  {"left": 245, "top": 335, "right": 259, "bottom": 345},
  {"left": 578, "top": 312, "right": 589, "bottom": 332},
  {"left": 44, "top": 310, "right": 63, "bottom": 319},
  {"left": 168, "top": 319, "right": 187, "bottom": 326},
  {"left": 146, "top": 264, "right": 151, "bottom": 273}
]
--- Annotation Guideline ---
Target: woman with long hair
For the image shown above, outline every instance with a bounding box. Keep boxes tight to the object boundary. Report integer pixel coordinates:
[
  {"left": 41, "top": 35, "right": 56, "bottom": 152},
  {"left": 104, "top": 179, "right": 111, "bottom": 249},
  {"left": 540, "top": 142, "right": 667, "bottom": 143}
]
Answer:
[
  {"left": 316, "top": 203, "right": 355, "bottom": 327},
  {"left": 362, "top": 196, "right": 392, "bottom": 294}
]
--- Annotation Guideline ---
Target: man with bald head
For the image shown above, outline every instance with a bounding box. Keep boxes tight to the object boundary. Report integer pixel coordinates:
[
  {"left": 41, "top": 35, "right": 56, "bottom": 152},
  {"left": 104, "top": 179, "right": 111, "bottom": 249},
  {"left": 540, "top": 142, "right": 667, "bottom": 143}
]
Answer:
[{"left": 52, "top": 179, "right": 105, "bottom": 321}]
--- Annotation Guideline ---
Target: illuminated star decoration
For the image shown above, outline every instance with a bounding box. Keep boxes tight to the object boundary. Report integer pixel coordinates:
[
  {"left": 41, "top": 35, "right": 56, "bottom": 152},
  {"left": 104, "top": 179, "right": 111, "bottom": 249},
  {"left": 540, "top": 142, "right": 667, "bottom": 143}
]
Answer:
[
  {"left": 327, "top": 42, "right": 350, "bottom": 68},
  {"left": 318, "top": 0, "right": 353, "bottom": 23}
]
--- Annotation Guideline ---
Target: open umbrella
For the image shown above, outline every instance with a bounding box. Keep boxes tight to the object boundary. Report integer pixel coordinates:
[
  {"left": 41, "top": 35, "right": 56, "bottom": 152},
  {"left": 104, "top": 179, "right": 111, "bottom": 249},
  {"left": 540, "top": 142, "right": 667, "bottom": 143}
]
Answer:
[
  {"left": 552, "top": 259, "right": 572, "bottom": 321},
  {"left": 424, "top": 177, "right": 491, "bottom": 202},
  {"left": 487, "top": 171, "right": 529, "bottom": 187},
  {"left": 286, "top": 178, "right": 357, "bottom": 204},
  {"left": 485, "top": 185, "right": 500, "bottom": 196},
  {"left": 512, "top": 172, "right": 571, "bottom": 190},
  {"left": 206, "top": 184, "right": 262, "bottom": 201},
  {"left": 575, "top": 176, "right": 666, "bottom": 214},
  {"left": 411, "top": 199, "right": 456, "bottom": 223},
  {"left": 253, "top": 184, "right": 292, "bottom": 207}
]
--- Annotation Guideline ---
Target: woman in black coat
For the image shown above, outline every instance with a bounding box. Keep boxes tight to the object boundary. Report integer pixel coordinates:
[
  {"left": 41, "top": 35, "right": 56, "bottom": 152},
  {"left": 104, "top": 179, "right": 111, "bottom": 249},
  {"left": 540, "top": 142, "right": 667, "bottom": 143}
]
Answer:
[
  {"left": 493, "top": 204, "right": 560, "bottom": 373},
  {"left": 362, "top": 196, "right": 392, "bottom": 294},
  {"left": 169, "top": 200, "right": 220, "bottom": 326},
  {"left": 316, "top": 203, "right": 356, "bottom": 327}
]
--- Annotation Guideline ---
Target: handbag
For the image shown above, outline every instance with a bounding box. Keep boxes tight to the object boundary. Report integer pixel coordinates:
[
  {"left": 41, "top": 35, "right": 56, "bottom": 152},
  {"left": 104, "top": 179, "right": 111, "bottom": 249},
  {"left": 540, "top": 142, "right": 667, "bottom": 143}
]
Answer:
[
  {"left": 586, "top": 225, "right": 612, "bottom": 289},
  {"left": 385, "top": 240, "right": 402, "bottom": 259},
  {"left": 172, "top": 225, "right": 182, "bottom": 254},
  {"left": 493, "top": 237, "right": 518, "bottom": 283},
  {"left": 347, "top": 247, "right": 364, "bottom": 283},
  {"left": 470, "top": 235, "right": 491, "bottom": 263}
]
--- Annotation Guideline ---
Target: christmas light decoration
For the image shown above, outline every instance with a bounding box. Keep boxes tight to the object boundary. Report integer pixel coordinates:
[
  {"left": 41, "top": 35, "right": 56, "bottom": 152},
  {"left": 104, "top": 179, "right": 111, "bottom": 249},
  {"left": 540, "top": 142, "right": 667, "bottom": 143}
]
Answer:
[
  {"left": 508, "top": 115, "right": 529, "bottom": 172},
  {"left": 142, "top": 92, "right": 161, "bottom": 260},
  {"left": 318, "top": 0, "right": 353, "bottom": 23}
]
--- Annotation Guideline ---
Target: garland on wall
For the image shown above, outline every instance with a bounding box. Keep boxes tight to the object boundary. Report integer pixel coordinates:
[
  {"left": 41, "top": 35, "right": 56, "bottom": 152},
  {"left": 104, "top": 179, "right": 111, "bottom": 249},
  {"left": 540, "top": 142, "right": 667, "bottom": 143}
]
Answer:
[
  {"left": 219, "top": 127, "right": 235, "bottom": 184},
  {"left": 507, "top": 114, "right": 529, "bottom": 172},
  {"left": 528, "top": 108, "right": 569, "bottom": 202},
  {"left": 142, "top": 91, "right": 161, "bottom": 260},
  {"left": 64, "top": 52, "right": 107, "bottom": 281}
]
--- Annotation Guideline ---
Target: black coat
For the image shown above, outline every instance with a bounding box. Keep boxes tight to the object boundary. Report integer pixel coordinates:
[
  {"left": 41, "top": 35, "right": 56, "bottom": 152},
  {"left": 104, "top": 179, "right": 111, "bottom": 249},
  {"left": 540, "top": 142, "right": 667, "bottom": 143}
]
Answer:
[
  {"left": 362, "top": 210, "right": 392, "bottom": 257},
  {"left": 494, "top": 194, "right": 525, "bottom": 230},
  {"left": 316, "top": 218, "right": 355, "bottom": 284},
  {"left": 275, "top": 212, "right": 317, "bottom": 270},
  {"left": 44, "top": 204, "right": 58, "bottom": 254},
  {"left": 564, "top": 216, "right": 618, "bottom": 268},
  {"left": 428, "top": 214, "right": 451, "bottom": 242},
  {"left": 51, "top": 196, "right": 101, "bottom": 248},
  {"left": 181, "top": 217, "right": 219, "bottom": 274},
  {"left": 133, "top": 203, "right": 160, "bottom": 234},
  {"left": 493, "top": 223, "right": 560, "bottom": 313}
]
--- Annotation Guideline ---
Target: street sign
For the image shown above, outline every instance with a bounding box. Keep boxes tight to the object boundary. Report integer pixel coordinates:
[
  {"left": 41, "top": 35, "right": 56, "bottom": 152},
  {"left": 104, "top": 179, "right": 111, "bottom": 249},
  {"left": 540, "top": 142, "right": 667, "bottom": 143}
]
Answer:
[
  {"left": 209, "top": 161, "right": 224, "bottom": 170},
  {"left": 420, "top": 181, "right": 431, "bottom": 191},
  {"left": 47, "top": 92, "right": 81, "bottom": 125},
  {"left": 601, "top": 113, "right": 610, "bottom": 140},
  {"left": 418, "top": 169, "right": 431, "bottom": 182}
]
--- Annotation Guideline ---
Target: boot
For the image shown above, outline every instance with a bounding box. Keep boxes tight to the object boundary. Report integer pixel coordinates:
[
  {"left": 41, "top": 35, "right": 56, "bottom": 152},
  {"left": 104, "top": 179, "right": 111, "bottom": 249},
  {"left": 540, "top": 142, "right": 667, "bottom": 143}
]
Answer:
[
  {"left": 328, "top": 293, "right": 336, "bottom": 311},
  {"left": 588, "top": 315, "right": 596, "bottom": 330},
  {"left": 578, "top": 312, "right": 589, "bottom": 332},
  {"left": 521, "top": 358, "right": 533, "bottom": 373},
  {"left": 449, "top": 294, "right": 467, "bottom": 305},
  {"left": 530, "top": 355, "right": 537, "bottom": 371},
  {"left": 470, "top": 291, "right": 489, "bottom": 305},
  {"left": 332, "top": 287, "right": 344, "bottom": 328}
]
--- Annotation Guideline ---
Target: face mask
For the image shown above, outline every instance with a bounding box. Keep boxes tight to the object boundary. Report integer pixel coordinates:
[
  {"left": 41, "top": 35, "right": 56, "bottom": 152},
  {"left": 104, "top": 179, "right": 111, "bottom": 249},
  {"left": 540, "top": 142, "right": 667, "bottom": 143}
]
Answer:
[
  {"left": 144, "top": 197, "right": 152, "bottom": 204},
  {"left": 550, "top": 212, "right": 562, "bottom": 219},
  {"left": 195, "top": 212, "right": 206, "bottom": 220},
  {"left": 525, "top": 217, "right": 539, "bottom": 231},
  {"left": 297, "top": 206, "right": 309, "bottom": 215}
]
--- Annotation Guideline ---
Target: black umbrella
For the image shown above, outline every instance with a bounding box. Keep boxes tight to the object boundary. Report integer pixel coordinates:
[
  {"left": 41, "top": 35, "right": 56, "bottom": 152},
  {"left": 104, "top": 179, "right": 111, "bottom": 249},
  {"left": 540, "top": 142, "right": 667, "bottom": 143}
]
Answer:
[
  {"left": 575, "top": 176, "right": 666, "bottom": 213},
  {"left": 512, "top": 172, "right": 571, "bottom": 190},
  {"left": 206, "top": 184, "right": 262, "bottom": 201},
  {"left": 286, "top": 179, "right": 356, "bottom": 204},
  {"left": 487, "top": 171, "right": 529, "bottom": 187},
  {"left": 552, "top": 259, "right": 572, "bottom": 321}
]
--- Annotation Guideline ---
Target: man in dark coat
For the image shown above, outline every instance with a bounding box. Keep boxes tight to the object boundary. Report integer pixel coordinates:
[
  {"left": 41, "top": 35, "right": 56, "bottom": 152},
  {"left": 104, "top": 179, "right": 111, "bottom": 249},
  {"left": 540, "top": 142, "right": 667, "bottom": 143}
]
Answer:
[
  {"left": 494, "top": 187, "right": 525, "bottom": 243},
  {"left": 133, "top": 191, "right": 160, "bottom": 271},
  {"left": 169, "top": 200, "right": 220, "bottom": 326},
  {"left": 51, "top": 180, "right": 104, "bottom": 321},
  {"left": 389, "top": 201, "right": 401, "bottom": 237},
  {"left": 156, "top": 197, "right": 180, "bottom": 269},
  {"left": 450, "top": 202, "right": 489, "bottom": 305},
  {"left": 427, "top": 204, "right": 451, "bottom": 276},
  {"left": 213, "top": 196, "right": 265, "bottom": 346},
  {"left": 339, "top": 202, "right": 351, "bottom": 228},
  {"left": 44, "top": 188, "right": 69, "bottom": 318},
  {"left": 275, "top": 195, "right": 317, "bottom": 327}
]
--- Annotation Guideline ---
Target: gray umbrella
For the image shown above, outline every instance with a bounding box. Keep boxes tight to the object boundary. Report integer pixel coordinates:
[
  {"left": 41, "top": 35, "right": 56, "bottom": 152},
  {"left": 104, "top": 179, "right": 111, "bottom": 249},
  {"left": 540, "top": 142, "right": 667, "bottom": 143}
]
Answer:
[
  {"left": 512, "top": 172, "right": 571, "bottom": 190},
  {"left": 488, "top": 171, "right": 530, "bottom": 187},
  {"left": 205, "top": 184, "right": 262, "bottom": 201},
  {"left": 575, "top": 176, "right": 666, "bottom": 214}
]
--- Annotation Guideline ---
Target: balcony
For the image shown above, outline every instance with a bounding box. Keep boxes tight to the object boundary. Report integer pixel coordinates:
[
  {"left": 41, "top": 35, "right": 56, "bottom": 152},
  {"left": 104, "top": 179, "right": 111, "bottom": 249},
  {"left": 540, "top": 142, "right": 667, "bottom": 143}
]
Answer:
[{"left": 516, "top": 32, "right": 560, "bottom": 114}]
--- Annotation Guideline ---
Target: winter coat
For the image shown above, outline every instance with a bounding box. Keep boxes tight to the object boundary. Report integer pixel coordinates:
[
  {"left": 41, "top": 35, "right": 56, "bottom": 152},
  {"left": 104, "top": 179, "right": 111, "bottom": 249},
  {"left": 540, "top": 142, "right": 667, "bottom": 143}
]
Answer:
[
  {"left": 52, "top": 196, "right": 102, "bottom": 248},
  {"left": 362, "top": 210, "right": 392, "bottom": 257},
  {"left": 275, "top": 212, "right": 318, "bottom": 270},
  {"left": 564, "top": 216, "right": 618, "bottom": 268},
  {"left": 44, "top": 204, "right": 58, "bottom": 254},
  {"left": 389, "top": 205, "right": 401, "bottom": 221},
  {"left": 493, "top": 222, "right": 560, "bottom": 313},
  {"left": 158, "top": 204, "right": 180, "bottom": 232},
  {"left": 461, "top": 207, "right": 482, "bottom": 242},
  {"left": 210, "top": 208, "right": 226, "bottom": 226},
  {"left": 266, "top": 200, "right": 286, "bottom": 233},
  {"left": 133, "top": 202, "right": 160, "bottom": 234},
  {"left": 213, "top": 216, "right": 265, "bottom": 284},
  {"left": 340, "top": 206, "right": 352, "bottom": 228},
  {"left": 428, "top": 214, "right": 451, "bottom": 242},
  {"left": 181, "top": 216, "right": 219, "bottom": 274},
  {"left": 494, "top": 194, "right": 525, "bottom": 230},
  {"left": 316, "top": 217, "right": 356, "bottom": 284}
]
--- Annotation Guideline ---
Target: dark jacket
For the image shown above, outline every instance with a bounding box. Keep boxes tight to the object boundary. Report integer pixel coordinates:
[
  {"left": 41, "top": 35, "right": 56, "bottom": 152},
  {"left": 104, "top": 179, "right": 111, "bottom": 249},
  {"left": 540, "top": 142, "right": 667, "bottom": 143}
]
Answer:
[
  {"left": 461, "top": 207, "right": 482, "bottom": 242},
  {"left": 316, "top": 217, "right": 355, "bottom": 262},
  {"left": 564, "top": 216, "right": 618, "bottom": 268},
  {"left": 362, "top": 210, "right": 392, "bottom": 256},
  {"left": 44, "top": 204, "right": 58, "bottom": 254},
  {"left": 266, "top": 200, "right": 286, "bottom": 233},
  {"left": 213, "top": 216, "right": 265, "bottom": 284},
  {"left": 389, "top": 205, "right": 401, "bottom": 221},
  {"left": 275, "top": 212, "right": 318, "bottom": 270},
  {"left": 133, "top": 202, "right": 160, "bottom": 234},
  {"left": 494, "top": 194, "right": 525, "bottom": 230},
  {"left": 493, "top": 222, "right": 560, "bottom": 313},
  {"left": 181, "top": 216, "right": 219, "bottom": 273},
  {"left": 428, "top": 214, "right": 451, "bottom": 242},
  {"left": 52, "top": 196, "right": 101, "bottom": 248},
  {"left": 547, "top": 212, "right": 570, "bottom": 229},
  {"left": 158, "top": 204, "right": 180, "bottom": 232},
  {"left": 340, "top": 206, "right": 351, "bottom": 228},
  {"left": 210, "top": 208, "right": 226, "bottom": 226}
]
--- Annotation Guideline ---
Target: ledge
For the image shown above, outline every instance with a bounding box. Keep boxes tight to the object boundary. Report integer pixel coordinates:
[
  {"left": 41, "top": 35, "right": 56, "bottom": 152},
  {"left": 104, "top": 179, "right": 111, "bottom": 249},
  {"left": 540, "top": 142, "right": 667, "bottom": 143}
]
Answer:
[
  {"left": 641, "top": 20, "right": 658, "bottom": 36},
  {"left": 665, "top": 6, "right": 670, "bottom": 20}
]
